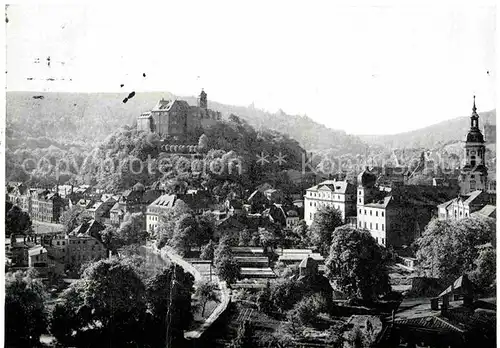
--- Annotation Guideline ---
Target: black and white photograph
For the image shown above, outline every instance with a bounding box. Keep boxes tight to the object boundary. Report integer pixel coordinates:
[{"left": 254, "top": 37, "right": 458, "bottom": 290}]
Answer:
[{"left": 2, "top": 1, "right": 497, "bottom": 347}]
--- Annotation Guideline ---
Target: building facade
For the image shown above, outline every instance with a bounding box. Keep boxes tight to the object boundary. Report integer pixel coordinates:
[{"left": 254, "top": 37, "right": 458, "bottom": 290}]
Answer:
[
  {"left": 438, "top": 190, "right": 494, "bottom": 220},
  {"left": 357, "top": 170, "right": 457, "bottom": 248},
  {"left": 146, "top": 194, "right": 177, "bottom": 233},
  {"left": 304, "top": 180, "right": 356, "bottom": 225}
]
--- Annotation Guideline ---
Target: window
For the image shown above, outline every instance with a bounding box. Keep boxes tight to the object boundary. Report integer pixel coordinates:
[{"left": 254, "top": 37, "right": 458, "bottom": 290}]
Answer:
[
  {"left": 382, "top": 238, "right": 385, "bottom": 245},
  {"left": 359, "top": 209, "right": 362, "bottom": 214},
  {"left": 370, "top": 222, "right": 372, "bottom": 229},
  {"left": 57, "top": 241, "right": 60, "bottom": 246},
  {"left": 364, "top": 210, "right": 366, "bottom": 215},
  {"left": 382, "top": 224, "right": 384, "bottom": 231},
  {"left": 370, "top": 210, "right": 372, "bottom": 216},
  {"left": 381, "top": 212, "right": 384, "bottom": 217},
  {"left": 376, "top": 211, "right": 378, "bottom": 217},
  {"left": 364, "top": 222, "right": 366, "bottom": 228},
  {"left": 376, "top": 223, "right": 378, "bottom": 230},
  {"left": 359, "top": 198, "right": 361, "bottom": 203},
  {"left": 359, "top": 221, "right": 362, "bottom": 227}
]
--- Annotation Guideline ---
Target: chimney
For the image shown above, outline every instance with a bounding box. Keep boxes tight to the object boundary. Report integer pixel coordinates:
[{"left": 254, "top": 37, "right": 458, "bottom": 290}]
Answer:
[
  {"left": 441, "top": 294, "right": 449, "bottom": 313},
  {"left": 430, "top": 297, "right": 439, "bottom": 310}
]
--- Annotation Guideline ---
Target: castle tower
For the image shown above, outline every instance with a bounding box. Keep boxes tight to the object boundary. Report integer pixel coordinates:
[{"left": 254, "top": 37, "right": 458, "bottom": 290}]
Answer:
[
  {"left": 460, "top": 96, "right": 488, "bottom": 194},
  {"left": 198, "top": 89, "right": 207, "bottom": 109}
]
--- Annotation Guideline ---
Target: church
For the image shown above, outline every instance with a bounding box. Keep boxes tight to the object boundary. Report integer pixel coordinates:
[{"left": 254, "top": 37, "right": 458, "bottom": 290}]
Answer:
[
  {"left": 459, "top": 96, "right": 488, "bottom": 194},
  {"left": 136, "top": 89, "right": 221, "bottom": 138}
]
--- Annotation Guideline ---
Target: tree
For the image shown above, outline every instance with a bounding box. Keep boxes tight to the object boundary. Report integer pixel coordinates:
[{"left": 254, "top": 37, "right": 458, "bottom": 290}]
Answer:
[
  {"left": 99, "top": 225, "right": 118, "bottom": 251},
  {"left": 229, "top": 320, "right": 255, "bottom": 348},
  {"left": 325, "top": 226, "right": 390, "bottom": 301},
  {"left": 115, "top": 212, "right": 148, "bottom": 248},
  {"left": 170, "top": 213, "right": 198, "bottom": 256},
  {"left": 291, "top": 220, "right": 310, "bottom": 247},
  {"left": 287, "top": 294, "right": 327, "bottom": 326},
  {"left": 217, "top": 257, "right": 241, "bottom": 284},
  {"left": 214, "top": 238, "right": 234, "bottom": 266},
  {"left": 5, "top": 271, "right": 48, "bottom": 347},
  {"left": 200, "top": 240, "right": 216, "bottom": 261},
  {"left": 309, "top": 205, "right": 343, "bottom": 255},
  {"left": 469, "top": 244, "right": 496, "bottom": 295},
  {"left": 195, "top": 280, "right": 220, "bottom": 316},
  {"left": 5, "top": 204, "right": 32, "bottom": 236},
  {"left": 145, "top": 264, "right": 194, "bottom": 344},
  {"left": 416, "top": 216, "right": 496, "bottom": 284},
  {"left": 55, "top": 258, "right": 148, "bottom": 346},
  {"left": 198, "top": 134, "right": 209, "bottom": 151},
  {"left": 194, "top": 212, "right": 215, "bottom": 249},
  {"left": 269, "top": 278, "right": 303, "bottom": 312}
]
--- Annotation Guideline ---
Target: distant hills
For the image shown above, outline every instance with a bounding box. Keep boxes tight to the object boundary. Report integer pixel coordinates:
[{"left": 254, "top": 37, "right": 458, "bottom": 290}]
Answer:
[
  {"left": 6, "top": 91, "right": 496, "bottom": 154},
  {"left": 359, "top": 109, "right": 496, "bottom": 150}
]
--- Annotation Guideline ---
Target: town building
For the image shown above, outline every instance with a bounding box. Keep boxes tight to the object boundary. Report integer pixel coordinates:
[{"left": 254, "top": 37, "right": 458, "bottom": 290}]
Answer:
[
  {"left": 304, "top": 180, "right": 356, "bottom": 225},
  {"left": 7, "top": 182, "right": 30, "bottom": 212},
  {"left": 437, "top": 190, "right": 494, "bottom": 220},
  {"left": 459, "top": 96, "right": 488, "bottom": 194},
  {"left": 146, "top": 194, "right": 177, "bottom": 233},
  {"left": 357, "top": 170, "right": 458, "bottom": 248},
  {"left": 30, "top": 189, "right": 65, "bottom": 223},
  {"left": 66, "top": 220, "right": 108, "bottom": 271},
  {"left": 85, "top": 197, "right": 117, "bottom": 224},
  {"left": 136, "top": 89, "right": 221, "bottom": 138},
  {"left": 28, "top": 245, "right": 48, "bottom": 268}
]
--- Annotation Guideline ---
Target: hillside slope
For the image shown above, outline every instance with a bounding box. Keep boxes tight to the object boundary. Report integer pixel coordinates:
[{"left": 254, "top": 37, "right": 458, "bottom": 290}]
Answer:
[{"left": 6, "top": 91, "right": 367, "bottom": 153}]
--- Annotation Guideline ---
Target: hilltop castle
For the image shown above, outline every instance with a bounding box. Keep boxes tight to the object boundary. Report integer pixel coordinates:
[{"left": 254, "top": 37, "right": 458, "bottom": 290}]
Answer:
[{"left": 137, "top": 89, "right": 221, "bottom": 138}]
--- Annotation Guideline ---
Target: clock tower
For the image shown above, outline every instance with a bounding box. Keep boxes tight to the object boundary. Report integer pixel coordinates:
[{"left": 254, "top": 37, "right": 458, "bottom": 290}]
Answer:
[{"left": 460, "top": 96, "right": 488, "bottom": 194}]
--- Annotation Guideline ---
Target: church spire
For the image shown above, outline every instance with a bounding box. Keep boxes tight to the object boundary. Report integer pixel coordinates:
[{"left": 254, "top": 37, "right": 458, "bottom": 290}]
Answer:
[{"left": 470, "top": 95, "right": 479, "bottom": 129}]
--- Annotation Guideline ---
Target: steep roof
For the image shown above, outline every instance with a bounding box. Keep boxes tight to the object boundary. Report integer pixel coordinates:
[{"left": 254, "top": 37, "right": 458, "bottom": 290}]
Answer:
[
  {"left": 438, "top": 275, "right": 473, "bottom": 298},
  {"left": 151, "top": 99, "right": 190, "bottom": 112},
  {"left": 69, "top": 219, "right": 106, "bottom": 241},
  {"left": 307, "top": 180, "right": 354, "bottom": 194},
  {"left": 149, "top": 194, "right": 177, "bottom": 208}
]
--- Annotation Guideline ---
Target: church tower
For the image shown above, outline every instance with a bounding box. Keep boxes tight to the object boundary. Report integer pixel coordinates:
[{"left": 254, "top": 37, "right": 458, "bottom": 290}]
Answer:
[
  {"left": 198, "top": 89, "right": 207, "bottom": 109},
  {"left": 460, "top": 96, "right": 488, "bottom": 194}
]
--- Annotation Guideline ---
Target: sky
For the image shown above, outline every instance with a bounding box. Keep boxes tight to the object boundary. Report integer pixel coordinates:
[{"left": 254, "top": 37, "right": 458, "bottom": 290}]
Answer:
[{"left": 5, "top": 0, "right": 497, "bottom": 135}]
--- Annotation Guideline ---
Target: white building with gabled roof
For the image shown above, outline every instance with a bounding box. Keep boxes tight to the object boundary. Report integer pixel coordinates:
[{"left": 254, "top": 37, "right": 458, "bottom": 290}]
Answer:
[{"left": 304, "top": 179, "right": 356, "bottom": 225}]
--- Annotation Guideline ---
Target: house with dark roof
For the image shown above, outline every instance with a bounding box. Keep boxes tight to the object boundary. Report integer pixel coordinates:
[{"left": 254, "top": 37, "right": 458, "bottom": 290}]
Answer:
[
  {"left": 383, "top": 275, "right": 496, "bottom": 348},
  {"left": 66, "top": 219, "right": 108, "bottom": 270}
]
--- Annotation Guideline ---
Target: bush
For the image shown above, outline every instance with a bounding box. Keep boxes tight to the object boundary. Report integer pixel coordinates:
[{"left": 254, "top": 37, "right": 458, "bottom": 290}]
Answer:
[{"left": 287, "top": 294, "right": 328, "bottom": 326}]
